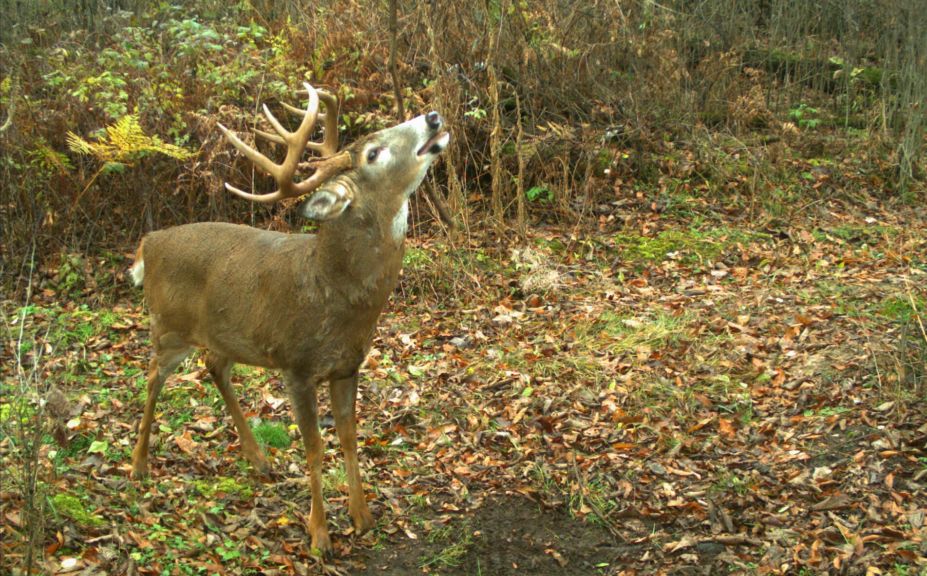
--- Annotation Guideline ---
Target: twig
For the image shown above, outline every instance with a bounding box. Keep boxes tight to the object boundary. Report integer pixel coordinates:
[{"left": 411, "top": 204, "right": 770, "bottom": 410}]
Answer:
[{"left": 387, "top": 0, "right": 405, "bottom": 120}]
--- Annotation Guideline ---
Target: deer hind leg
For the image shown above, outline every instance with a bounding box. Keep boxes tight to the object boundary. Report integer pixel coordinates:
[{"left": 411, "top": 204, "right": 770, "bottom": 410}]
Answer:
[
  {"left": 131, "top": 344, "right": 191, "bottom": 479},
  {"left": 286, "top": 373, "right": 332, "bottom": 555},
  {"left": 205, "top": 352, "right": 270, "bottom": 475},
  {"left": 331, "top": 374, "right": 374, "bottom": 534}
]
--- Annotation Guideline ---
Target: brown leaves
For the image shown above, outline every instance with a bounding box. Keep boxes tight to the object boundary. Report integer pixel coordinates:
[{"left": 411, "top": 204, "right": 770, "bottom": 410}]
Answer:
[{"left": 4, "top": 198, "right": 927, "bottom": 575}]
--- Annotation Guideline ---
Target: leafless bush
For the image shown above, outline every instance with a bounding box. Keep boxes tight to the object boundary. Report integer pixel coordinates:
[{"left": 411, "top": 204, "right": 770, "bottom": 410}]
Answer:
[{"left": 0, "top": 257, "right": 57, "bottom": 574}]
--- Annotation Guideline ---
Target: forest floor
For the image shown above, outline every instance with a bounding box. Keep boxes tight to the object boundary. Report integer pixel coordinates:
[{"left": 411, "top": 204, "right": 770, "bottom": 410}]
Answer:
[{"left": 2, "top": 193, "right": 927, "bottom": 575}]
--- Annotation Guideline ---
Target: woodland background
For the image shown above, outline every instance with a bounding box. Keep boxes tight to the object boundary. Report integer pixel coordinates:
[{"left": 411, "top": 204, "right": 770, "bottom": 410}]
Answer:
[{"left": 1, "top": 1, "right": 926, "bottom": 575}]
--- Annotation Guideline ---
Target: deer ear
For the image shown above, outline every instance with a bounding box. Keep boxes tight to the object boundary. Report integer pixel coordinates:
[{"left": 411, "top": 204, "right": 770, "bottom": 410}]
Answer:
[{"left": 301, "top": 183, "right": 353, "bottom": 221}]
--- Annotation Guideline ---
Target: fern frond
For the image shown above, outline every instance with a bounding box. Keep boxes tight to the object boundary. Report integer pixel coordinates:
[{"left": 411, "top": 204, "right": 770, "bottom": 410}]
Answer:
[{"left": 67, "top": 114, "right": 196, "bottom": 164}]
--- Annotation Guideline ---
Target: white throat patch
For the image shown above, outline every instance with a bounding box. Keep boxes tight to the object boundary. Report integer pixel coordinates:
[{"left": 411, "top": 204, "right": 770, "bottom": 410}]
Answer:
[{"left": 391, "top": 200, "right": 409, "bottom": 243}]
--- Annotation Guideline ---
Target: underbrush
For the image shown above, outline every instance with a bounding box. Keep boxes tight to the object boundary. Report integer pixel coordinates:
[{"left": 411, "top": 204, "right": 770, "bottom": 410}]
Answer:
[{"left": 2, "top": 1, "right": 925, "bottom": 300}]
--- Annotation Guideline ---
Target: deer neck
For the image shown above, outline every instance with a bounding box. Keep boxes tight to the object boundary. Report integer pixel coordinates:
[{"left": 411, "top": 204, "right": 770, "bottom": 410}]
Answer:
[{"left": 313, "top": 201, "right": 407, "bottom": 308}]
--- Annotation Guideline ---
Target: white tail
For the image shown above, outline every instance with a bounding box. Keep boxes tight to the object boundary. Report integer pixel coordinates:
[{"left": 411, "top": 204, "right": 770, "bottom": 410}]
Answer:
[
  {"left": 129, "top": 259, "right": 144, "bottom": 286},
  {"left": 130, "top": 83, "right": 449, "bottom": 554}
]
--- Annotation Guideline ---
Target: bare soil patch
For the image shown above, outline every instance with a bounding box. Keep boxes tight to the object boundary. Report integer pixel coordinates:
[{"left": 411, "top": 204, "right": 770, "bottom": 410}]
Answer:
[{"left": 351, "top": 494, "right": 625, "bottom": 575}]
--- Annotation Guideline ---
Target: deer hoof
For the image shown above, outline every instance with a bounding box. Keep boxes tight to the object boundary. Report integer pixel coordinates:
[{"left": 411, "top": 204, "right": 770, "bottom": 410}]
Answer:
[
  {"left": 130, "top": 455, "right": 149, "bottom": 479},
  {"left": 248, "top": 455, "right": 273, "bottom": 477},
  {"left": 310, "top": 529, "right": 333, "bottom": 557},
  {"left": 352, "top": 507, "right": 375, "bottom": 535}
]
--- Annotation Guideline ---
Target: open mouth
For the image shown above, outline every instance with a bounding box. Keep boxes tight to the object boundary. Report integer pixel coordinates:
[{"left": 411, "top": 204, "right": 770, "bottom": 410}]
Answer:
[{"left": 417, "top": 131, "right": 450, "bottom": 156}]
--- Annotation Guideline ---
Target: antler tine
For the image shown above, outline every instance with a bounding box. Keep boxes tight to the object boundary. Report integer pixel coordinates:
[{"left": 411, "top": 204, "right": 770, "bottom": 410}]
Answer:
[
  {"left": 253, "top": 128, "right": 285, "bottom": 145},
  {"left": 220, "top": 83, "right": 351, "bottom": 203},
  {"left": 261, "top": 104, "right": 291, "bottom": 142},
  {"left": 280, "top": 101, "right": 307, "bottom": 116},
  {"left": 296, "top": 86, "right": 340, "bottom": 157},
  {"left": 317, "top": 89, "right": 340, "bottom": 157},
  {"left": 217, "top": 123, "right": 283, "bottom": 182},
  {"left": 278, "top": 101, "right": 328, "bottom": 155},
  {"left": 223, "top": 181, "right": 288, "bottom": 203}
]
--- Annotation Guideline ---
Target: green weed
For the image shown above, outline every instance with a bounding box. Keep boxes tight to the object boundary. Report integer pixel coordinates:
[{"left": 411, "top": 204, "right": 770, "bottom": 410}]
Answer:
[{"left": 253, "top": 422, "right": 290, "bottom": 449}]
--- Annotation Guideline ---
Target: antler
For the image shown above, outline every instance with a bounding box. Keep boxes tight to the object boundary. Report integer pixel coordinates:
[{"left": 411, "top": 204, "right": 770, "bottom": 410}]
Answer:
[{"left": 217, "top": 83, "right": 351, "bottom": 203}]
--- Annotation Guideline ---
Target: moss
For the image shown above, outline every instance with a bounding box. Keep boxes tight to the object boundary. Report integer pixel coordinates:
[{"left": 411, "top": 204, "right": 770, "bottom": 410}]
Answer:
[
  {"left": 51, "top": 493, "right": 105, "bottom": 527},
  {"left": 615, "top": 227, "right": 769, "bottom": 265},
  {"left": 192, "top": 476, "right": 253, "bottom": 499}
]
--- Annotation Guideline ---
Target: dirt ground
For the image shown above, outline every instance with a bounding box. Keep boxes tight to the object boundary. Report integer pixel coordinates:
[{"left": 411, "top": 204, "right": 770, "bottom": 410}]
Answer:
[{"left": 351, "top": 493, "right": 622, "bottom": 575}]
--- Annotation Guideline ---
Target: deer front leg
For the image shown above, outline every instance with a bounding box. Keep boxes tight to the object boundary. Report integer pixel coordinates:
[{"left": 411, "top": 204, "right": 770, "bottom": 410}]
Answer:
[
  {"left": 206, "top": 353, "right": 270, "bottom": 475},
  {"left": 331, "top": 375, "right": 374, "bottom": 534},
  {"left": 287, "top": 374, "right": 332, "bottom": 555}
]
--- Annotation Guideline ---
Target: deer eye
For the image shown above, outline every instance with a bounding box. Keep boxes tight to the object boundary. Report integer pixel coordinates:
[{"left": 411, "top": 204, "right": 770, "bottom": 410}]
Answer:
[{"left": 366, "top": 148, "right": 381, "bottom": 163}]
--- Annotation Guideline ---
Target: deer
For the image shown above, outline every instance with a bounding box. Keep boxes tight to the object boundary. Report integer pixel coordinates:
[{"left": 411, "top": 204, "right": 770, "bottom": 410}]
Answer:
[{"left": 128, "top": 83, "right": 449, "bottom": 554}]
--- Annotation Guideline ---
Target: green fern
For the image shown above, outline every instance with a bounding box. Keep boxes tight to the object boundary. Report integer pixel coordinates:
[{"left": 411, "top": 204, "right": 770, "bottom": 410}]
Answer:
[{"left": 66, "top": 114, "right": 195, "bottom": 165}]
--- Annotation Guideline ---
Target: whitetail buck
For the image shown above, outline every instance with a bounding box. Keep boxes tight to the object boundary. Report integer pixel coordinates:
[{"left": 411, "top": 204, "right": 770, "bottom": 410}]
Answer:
[{"left": 129, "top": 83, "right": 449, "bottom": 554}]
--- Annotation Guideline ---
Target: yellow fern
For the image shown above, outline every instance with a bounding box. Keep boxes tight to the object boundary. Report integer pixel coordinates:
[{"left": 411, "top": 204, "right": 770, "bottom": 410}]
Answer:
[
  {"left": 66, "top": 114, "right": 195, "bottom": 164},
  {"left": 67, "top": 115, "right": 195, "bottom": 206}
]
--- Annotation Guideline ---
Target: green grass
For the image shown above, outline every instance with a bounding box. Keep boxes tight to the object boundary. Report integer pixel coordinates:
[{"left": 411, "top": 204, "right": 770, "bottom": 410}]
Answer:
[
  {"left": 419, "top": 522, "right": 473, "bottom": 570},
  {"left": 595, "top": 310, "right": 691, "bottom": 353},
  {"left": 323, "top": 465, "right": 348, "bottom": 493},
  {"left": 403, "top": 246, "right": 434, "bottom": 271},
  {"left": 570, "top": 476, "right": 619, "bottom": 527},
  {"left": 803, "top": 406, "right": 852, "bottom": 418},
  {"left": 708, "top": 468, "right": 752, "bottom": 497},
  {"left": 253, "top": 422, "right": 290, "bottom": 449},
  {"left": 614, "top": 227, "right": 769, "bottom": 266},
  {"left": 811, "top": 280, "right": 868, "bottom": 317},
  {"left": 878, "top": 295, "right": 925, "bottom": 323},
  {"left": 191, "top": 476, "right": 253, "bottom": 499},
  {"left": 813, "top": 223, "right": 899, "bottom": 246}
]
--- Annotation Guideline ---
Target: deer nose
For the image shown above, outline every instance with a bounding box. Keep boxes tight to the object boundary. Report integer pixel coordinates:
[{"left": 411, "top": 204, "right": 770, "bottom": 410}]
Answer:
[{"left": 425, "top": 111, "right": 442, "bottom": 130}]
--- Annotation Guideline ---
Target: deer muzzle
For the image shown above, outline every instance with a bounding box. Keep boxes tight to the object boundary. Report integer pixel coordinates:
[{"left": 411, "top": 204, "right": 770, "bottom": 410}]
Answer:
[{"left": 417, "top": 111, "right": 450, "bottom": 157}]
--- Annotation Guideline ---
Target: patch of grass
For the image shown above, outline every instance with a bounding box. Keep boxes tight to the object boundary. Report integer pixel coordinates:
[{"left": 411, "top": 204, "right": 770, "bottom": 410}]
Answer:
[
  {"left": 323, "top": 465, "right": 348, "bottom": 494},
  {"left": 878, "top": 295, "right": 926, "bottom": 323},
  {"left": 813, "top": 223, "right": 899, "bottom": 246},
  {"left": 503, "top": 346, "right": 602, "bottom": 384},
  {"left": 614, "top": 227, "right": 768, "bottom": 266},
  {"left": 420, "top": 524, "right": 473, "bottom": 569},
  {"left": 231, "top": 364, "right": 271, "bottom": 384},
  {"left": 403, "top": 246, "right": 433, "bottom": 271},
  {"left": 595, "top": 310, "right": 691, "bottom": 353},
  {"left": 531, "top": 462, "right": 560, "bottom": 502},
  {"left": 57, "top": 433, "right": 94, "bottom": 459},
  {"left": 803, "top": 405, "right": 851, "bottom": 418},
  {"left": 624, "top": 375, "right": 701, "bottom": 423},
  {"left": 192, "top": 476, "right": 253, "bottom": 499},
  {"left": 408, "top": 493, "right": 429, "bottom": 509},
  {"left": 253, "top": 421, "right": 290, "bottom": 449},
  {"left": 50, "top": 493, "right": 105, "bottom": 527},
  {"left": 885, "top": 310, "right": 927, "bottom": 399},
  {"left": 708, "top": 375, "right": 755, "bottom": 424},
  {"left": 812, "top": 280, "right": 867, "bottom": 317},
  {"left": 709, "top": 468, "right": 752, "bottom": 497},
  {"left": 571, "top": 477, "right": 619, "bottom": 527}
]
